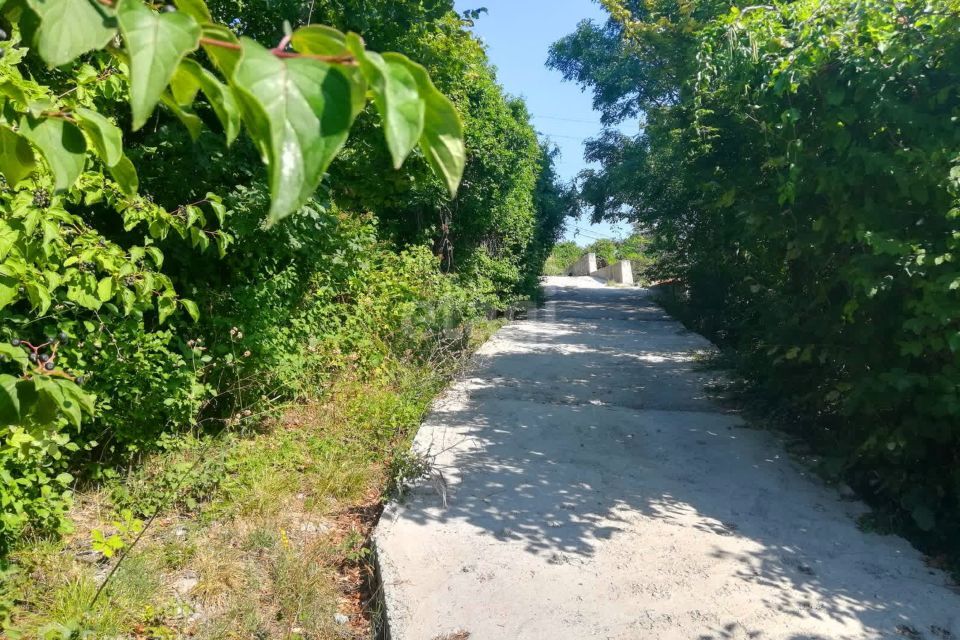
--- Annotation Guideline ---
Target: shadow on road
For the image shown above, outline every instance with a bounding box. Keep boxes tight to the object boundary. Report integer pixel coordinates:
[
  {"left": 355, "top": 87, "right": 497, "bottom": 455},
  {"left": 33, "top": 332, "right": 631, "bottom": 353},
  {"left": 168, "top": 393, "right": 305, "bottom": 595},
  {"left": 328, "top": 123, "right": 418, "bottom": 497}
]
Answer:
[{"left": 389, "top": 281, "right": 960, "bottom": 638}]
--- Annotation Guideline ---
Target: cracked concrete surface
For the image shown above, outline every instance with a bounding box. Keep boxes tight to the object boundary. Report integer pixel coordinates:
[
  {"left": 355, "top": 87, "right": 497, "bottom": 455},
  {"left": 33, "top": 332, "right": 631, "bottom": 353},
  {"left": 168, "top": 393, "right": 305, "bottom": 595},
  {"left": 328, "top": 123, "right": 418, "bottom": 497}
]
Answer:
[{"left": 373, "top": 277, "right": 960, "bottom": 640}]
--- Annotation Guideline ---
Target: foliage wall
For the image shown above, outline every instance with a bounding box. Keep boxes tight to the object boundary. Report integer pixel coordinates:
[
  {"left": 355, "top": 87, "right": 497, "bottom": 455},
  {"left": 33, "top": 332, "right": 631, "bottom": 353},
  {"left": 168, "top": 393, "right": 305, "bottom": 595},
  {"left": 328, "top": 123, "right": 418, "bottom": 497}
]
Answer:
[
  {"left": 0, "top": 0, "right": 571, "bottom": 553},
  {"left": 551, "top": 0, "right": 960, "bottom": 553}
]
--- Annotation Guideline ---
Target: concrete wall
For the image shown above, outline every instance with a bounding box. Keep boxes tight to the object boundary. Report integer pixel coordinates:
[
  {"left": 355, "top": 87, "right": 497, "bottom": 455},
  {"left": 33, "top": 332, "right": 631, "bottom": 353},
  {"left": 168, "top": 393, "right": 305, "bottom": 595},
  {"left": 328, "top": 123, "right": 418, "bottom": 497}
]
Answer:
[
  {"left": 565, "top": 252, "right": 597, "bottom": 276},
  {"left": 592, "top": 260, "right": 634, "bottom": 284}
]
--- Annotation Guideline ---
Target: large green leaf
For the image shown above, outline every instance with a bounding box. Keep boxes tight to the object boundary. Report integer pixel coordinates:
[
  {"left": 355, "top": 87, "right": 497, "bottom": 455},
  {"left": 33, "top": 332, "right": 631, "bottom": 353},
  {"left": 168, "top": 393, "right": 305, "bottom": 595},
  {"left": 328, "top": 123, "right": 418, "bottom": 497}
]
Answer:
[
  {"left": 108, "top": 154, "right": 139, "bottom": 196},
  {"left": 33, "top": 376, "right": 93, "bottom": 429},
  {"left": 0, "top": 272, "right": 17, "bottom": 310},
  {"left": 180, "top": 59, "right": 240, "bottom": 145},
  {"left": 66, "top": 273, "right": 102, "bottom": 310},
  {"left": 173, "top": 0, "right": 211, "bottom": 23},
  {"left": 27, "top": 0, "right": 117, "bottom": 68},
  {"left": 160, "top": 92, "right": 203, "bottom": 140},
  {"left": 0, "top": 374, "right": 20, "bottom": 425},
  {"left": 346, "top": 36, "right": 424, "bottom": 169},
  {"left": 19, "top": 115, "right": 86, "bottom": 193},
  {"left": 391, "top": 57, "right": 465, "bottom": 197},
  {"left": 231, "top": 38, "right": 358, "bottom": 226},
  {"left": 0, "top": 223, "right": 18, "bottom": 262},
  {"left": 0, "top": 344, "right": 29, "bottom": 371},
  {"left": 0, "top": 126, "right": 36, "bottom": 187},
  {"left": 201, "top": 24, "right": 241, "bottom": 77},
  {"left": 291, "top": 25, "right": 348, "bottom": 56},
  {"left": 73, "top": 107, "right": 123, "bottom": 167},
  {"left": 116, "top": 0, "right": 201, "bottom": 130},
  {"left": 169, "top": 62, "right": 201, "bottom": 106},
  {"left": 292, "top": 28, "right": 365, "bottom": 117}
]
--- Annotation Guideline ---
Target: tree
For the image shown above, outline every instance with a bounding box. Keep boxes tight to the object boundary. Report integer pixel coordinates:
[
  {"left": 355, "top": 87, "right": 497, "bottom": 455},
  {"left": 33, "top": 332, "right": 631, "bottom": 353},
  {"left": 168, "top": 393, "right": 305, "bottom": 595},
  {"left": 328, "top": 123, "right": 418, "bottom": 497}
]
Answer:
[{"left": 0, "top": 0, "right": 465, "bottom": 551}]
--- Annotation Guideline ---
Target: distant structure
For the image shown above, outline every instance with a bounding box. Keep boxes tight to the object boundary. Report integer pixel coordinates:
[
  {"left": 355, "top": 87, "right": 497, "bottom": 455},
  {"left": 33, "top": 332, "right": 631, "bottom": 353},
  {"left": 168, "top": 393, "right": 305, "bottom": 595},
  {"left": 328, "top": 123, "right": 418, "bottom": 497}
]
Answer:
[{"left": 564, "top": 252, "right": 634, "bottom": 284}]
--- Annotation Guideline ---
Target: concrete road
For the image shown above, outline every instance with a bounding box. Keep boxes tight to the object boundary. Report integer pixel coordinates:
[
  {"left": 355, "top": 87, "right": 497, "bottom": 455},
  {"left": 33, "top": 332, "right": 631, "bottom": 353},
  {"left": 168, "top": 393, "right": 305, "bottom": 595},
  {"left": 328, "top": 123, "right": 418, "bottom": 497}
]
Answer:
[{"left": 373, "top": 277, "right": 960, "bottom": 640}]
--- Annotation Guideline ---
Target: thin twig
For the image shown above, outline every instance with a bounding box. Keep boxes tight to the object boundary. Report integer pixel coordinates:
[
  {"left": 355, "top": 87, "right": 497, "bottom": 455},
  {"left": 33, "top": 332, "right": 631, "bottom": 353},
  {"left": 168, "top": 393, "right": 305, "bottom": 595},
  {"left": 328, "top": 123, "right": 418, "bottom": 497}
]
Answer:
[{"left": 199, "top": 37, "right": 356, "bottom": 65}]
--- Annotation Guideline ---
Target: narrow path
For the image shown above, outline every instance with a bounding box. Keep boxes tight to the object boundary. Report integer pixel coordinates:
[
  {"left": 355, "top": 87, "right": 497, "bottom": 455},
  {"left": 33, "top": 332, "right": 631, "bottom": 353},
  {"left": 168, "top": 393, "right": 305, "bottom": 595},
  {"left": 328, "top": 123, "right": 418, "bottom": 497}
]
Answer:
[{"left": 374, "top": 277, "right": 960, "bottom": 640}]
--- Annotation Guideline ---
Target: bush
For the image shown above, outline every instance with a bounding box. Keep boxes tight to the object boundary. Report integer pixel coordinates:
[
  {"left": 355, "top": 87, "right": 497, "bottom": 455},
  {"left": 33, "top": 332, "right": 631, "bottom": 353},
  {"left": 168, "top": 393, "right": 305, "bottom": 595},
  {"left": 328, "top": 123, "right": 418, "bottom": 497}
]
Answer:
[
  {"left": 0, "top": 0, "right": 570, "bottom": 554},
  {"left": 554, "top": 0, "right": 960, "bottom": 554}
]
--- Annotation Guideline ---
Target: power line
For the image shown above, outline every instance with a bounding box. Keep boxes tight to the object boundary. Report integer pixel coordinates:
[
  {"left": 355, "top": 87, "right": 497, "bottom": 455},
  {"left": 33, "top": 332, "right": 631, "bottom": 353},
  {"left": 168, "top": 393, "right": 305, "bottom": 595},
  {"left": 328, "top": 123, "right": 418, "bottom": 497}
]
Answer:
[
  {"left": 569, "top": 227, "right": 618, "bottom": 241},
  {"left": 535, "top": 131, "right": 593, "bottom": 141},
  {"left": 531, "top": 114, "right": 600, "bottom": 125},
  {"left": 568, "top": 223, "right": 631, "bottom": 242}
]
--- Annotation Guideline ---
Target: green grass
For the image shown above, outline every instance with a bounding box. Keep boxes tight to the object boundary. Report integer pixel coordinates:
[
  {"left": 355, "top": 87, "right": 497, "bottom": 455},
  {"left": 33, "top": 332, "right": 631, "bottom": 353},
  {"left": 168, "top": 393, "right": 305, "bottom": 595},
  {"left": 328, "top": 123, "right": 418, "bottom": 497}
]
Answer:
[{"left": 3, "top": 320, "right": 503, "bottom": 639}]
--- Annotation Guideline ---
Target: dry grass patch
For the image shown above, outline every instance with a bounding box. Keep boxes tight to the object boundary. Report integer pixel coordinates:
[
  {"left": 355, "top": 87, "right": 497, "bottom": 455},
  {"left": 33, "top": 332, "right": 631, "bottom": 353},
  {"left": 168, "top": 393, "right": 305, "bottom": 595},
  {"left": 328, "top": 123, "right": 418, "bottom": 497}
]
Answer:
[{"left": 3, "top": 361, "right": 453, "bottom": 638}]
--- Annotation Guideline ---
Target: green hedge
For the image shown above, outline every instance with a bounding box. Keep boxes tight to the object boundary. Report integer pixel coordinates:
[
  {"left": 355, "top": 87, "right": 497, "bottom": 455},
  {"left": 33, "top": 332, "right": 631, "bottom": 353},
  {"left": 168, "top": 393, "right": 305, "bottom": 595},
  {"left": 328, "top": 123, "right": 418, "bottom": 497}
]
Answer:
[
  {"left": 557, "top": 0, "right": 960, "bottom": 554},
  {"left": 0, "top": 1, "right": 571, "bottom": 554}
]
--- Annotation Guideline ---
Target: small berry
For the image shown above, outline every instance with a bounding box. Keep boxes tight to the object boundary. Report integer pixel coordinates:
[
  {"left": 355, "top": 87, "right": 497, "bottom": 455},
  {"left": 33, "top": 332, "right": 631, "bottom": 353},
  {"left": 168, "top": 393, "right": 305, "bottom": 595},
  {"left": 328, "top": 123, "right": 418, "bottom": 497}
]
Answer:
[
  {"left": 162, "top": 4, "right": 176, "bottom": 11},
  {"left": 0, "top": 28, "right": 8, "bottom": 41},
  {"left": 58, "top": 331, "right": 69, "bottom": 344},
  {"left": 44, "top": 362, "right": 55, "bottom": 371},
  {"left": 39, "top": 353, "right": 50, "bottom": 363},
  {"left": 76, "top": 376, "right": 85, "bottom": 385},
  {"left": 28, "top": 353, "right": 38, "bottom": 364},
  {"left": 10, "top": 338, "right": 20, "bottom": 346},
  {"left": 32, "top": 189, "right": 50, "bottom": 208}
]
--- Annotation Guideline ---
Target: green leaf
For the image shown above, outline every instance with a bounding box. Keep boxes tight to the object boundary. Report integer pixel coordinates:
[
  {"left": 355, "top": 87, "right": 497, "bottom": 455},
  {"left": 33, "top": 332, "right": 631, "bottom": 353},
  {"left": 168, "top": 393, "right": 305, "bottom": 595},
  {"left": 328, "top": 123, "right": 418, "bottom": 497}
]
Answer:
[
  {"left": 230, "top": 37, "right": 358, "bottom": 226},
  {"left": 180, "top": 298, "right": 199, "bottom": 322},
  {"left": 108, "top": 154, "right": 139, "bottom": 195},
  {"left": 0, "top": 374, "right": 21, "bottom": 425},
  {"left": 25, "top": 281, "right": 51, "bottom": 314},
  {"left": 169, "top": 62, "right": 201, "bottom": 106},
  {"left": 66, "top": 273, "right": 102, "bottom": 310},
  {"left": 200, "top": 24, "right": 240, "bottom": 77},
  {"left": 157, "top": 294, "right": 176, "bottom": 324},
  {"left": 0, "top": 126, "right": 36, "bottom": 187},
  {"left": 208, "top": 199, "right": 227, "bottom": 225},
  {"left": 33, "top": 376, "right": 82, "bottom": 428},
  {"left": 116, "top": 0, "right": 201, "bottom": 130},
  {"left": 180, "top": 59, "right": 240, "bottom": 145},
  {"left": 346, "top": 36, "right": 423, "bottom": 169},
  {"left": 145, "top": 246, "right": 163, "bottom": 268},
  {"left": 19, "top": 115, "right": 87, "bottom": 193},
  {"left": 0, "top": 270, "right": 18, "bottom": 310},
  {"left": 160, "top": 92, "right": 203, "bottom": 140},
  {"left": 391, "top": 56, "right": 465, "bottom": 197},
  {"left": 59, "top": 378, "right": 95, "bottom": 416},
  {"left": 0, "top": 344, "right": 29, "bottom": 371},
  {"left": 26, "top": 0, "right": 117, "bottom": 68},
  {"left": 173, "top": 0, "right": 210, "bottom": 23},
  {"left": 96, "top": 277, "right": 115, "bottom": 302},
  {"left": 291, "top": 25, "right": 348, "bottom": 56},
  {"left": 73, "top": 107, "right": 123, "bottom": 167},
  {"left": 120, "top": 288, "right": 136, "bottom": 315},
  {"left": 0, "top": 223, "right": 19, "bottom": 262}
]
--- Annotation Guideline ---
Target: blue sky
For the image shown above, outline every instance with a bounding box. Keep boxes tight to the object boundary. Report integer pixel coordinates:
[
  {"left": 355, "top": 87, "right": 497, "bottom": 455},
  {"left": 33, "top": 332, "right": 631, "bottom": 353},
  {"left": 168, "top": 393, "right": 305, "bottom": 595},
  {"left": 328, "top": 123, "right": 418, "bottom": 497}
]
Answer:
[{"left": 451, "top": 0, "right": 638, "bottom": 246}]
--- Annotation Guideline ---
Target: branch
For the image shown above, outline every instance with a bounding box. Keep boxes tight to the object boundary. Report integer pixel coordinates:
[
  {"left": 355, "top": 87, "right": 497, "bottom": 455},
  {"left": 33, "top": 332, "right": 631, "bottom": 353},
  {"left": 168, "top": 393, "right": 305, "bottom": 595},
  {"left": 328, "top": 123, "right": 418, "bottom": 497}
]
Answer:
[{"left": 199, "top": 37, "right": 356, "bottom": 65}]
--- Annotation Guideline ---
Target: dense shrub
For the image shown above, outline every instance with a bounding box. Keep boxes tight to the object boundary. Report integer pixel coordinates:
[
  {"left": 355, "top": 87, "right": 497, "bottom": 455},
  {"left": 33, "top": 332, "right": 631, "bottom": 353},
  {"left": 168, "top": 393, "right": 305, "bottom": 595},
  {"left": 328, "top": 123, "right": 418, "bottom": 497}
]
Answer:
[
  {"left": 0, "top": 0, "right": 570, "bottom": 554},
  {"left": 542, "top": 241, "right": 583, "bottom": 276},
  {"left": 553, "top": 0, "right": 960, "bottom": 553}
]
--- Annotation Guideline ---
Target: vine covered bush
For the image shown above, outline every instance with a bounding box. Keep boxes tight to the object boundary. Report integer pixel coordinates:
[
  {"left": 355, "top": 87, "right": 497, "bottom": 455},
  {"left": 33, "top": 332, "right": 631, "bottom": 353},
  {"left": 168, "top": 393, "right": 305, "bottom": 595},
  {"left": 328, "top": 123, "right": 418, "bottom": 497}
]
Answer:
[
  {"left": 553, "top": 0, "right": 960, "bottom": 554},
  {"left": 0, "top": 0, "right": 571, "bottom": 554}
]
